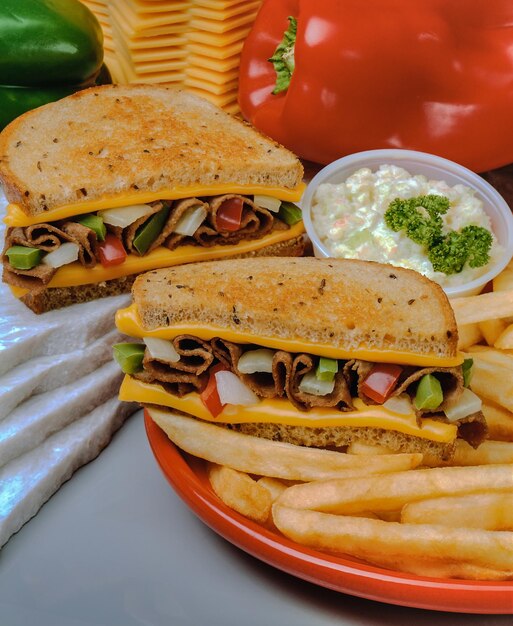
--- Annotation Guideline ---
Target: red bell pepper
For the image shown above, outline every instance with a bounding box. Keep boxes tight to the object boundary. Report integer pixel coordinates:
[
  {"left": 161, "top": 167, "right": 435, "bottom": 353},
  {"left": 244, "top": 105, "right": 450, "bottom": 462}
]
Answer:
[
  {"left": 239, "top": 1, "right": 513, "bottom": 172},
  {"left": 216, "top": 197, "right": 244, "bottom": 231},
  {"left": 98, "top": 234, "right": 127, "bottom": 267},
  {"left": 360, "top": 363, "right": 403, "bottom": 404},
  {"left": 200, "top": 364, "right": 228, "bottom": 418}
]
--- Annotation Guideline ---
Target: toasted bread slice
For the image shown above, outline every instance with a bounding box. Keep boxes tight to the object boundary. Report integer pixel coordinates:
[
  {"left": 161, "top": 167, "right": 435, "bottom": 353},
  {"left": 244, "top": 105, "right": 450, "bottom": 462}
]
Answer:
[
  {"left": 0, "top": 84, "right": 303, "bottom": 216},
  {"left": 132, "top": 257, "right": 458, "bottom": 362},
  {"left": 13, "top": 235, "right": 305, "bottom": 314}
]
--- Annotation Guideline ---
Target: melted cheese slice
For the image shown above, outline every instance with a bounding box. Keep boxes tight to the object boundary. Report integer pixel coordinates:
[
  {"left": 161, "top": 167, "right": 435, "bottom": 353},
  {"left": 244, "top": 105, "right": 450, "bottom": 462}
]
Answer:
[
  {"left": 9, "top": 221, "right": 304, "bottom": 292},
  {"left": 119, "top": 375, "right": 457, "bottom": 443},
  {"left": 115, "top": 304, "right": 464, "bottom": 368},
  {"left": 4, "top": 182, "right": 305, "bottom": 227}
]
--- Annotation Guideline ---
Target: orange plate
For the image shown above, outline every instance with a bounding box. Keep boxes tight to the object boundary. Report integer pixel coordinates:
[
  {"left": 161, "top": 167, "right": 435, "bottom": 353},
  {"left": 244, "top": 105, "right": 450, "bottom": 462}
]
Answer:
[{"left": 144, "top": 410, "right": 513, "bottom": 614}]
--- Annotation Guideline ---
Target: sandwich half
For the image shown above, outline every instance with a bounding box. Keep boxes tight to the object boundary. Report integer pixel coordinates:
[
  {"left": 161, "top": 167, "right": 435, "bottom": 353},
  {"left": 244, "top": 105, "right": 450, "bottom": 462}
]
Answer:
[
  {"left": 115, "top": 257, "right": 487, "bottom": 463},
  {"left": 0, "top": 84, "right": 305, "bottom": 313}
]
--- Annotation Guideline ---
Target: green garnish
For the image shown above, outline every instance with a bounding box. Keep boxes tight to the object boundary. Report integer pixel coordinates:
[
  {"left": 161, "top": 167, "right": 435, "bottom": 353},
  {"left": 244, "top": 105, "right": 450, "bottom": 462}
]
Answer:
[
  {"left": 269, "top": 16, "right": 297, "bottom": 94},
  {"left": 76, "top": 214, "right": 106, "bottom": 241},
  {"left": 316, "top": 357, "right": 338, "bottom": 382},
  {"left": 113, "top": 343, "right": 145, "bottom": 374},
  {"left": 384, "top": 195, "right": 492, "bottom": 275},
  {"left": 278, "top": 201, "right": 302, "bottom": 225},
  {"left": 462, "top": 358, "right": 473, "bottom": 388},
  {"left": 414, "top": 374, "right": 443, "bottom": 410},
  {"left": 5, "top": 245, "right": 44, "bottom": 269}
]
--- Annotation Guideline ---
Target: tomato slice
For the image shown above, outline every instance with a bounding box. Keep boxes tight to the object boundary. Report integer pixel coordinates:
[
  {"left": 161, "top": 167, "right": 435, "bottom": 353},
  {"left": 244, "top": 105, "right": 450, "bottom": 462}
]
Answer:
[
  {"left": 200, "top": 363, "right": 228, "bottom": 417},
  {"left": 216, "top": 197, "right": 243, "bottom": 231},
  {"left": 98, "top": 234, "right": 127, "bottom": 267},
  {"left": 360, "top": 363, "right": 403, "bottom": 404}
]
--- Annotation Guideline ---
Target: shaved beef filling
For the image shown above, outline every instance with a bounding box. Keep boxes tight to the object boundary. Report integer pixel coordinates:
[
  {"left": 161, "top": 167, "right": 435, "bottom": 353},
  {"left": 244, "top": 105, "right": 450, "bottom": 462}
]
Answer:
[
  {"left": 2, "top": 195, "right": 285, "bottom": 291},
  {"left": 136, "top": 336, "right": 487, "bottom": 448}
]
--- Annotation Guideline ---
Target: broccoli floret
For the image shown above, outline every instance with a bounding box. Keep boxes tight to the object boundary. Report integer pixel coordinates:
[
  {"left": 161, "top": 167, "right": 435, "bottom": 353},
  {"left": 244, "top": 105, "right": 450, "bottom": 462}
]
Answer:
[{"left": 384, "top": 195, "right": 493, "bottom": 275}]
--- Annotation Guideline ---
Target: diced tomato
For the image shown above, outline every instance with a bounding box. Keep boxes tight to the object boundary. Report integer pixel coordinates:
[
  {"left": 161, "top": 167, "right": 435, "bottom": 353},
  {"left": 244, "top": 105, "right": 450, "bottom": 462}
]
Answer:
[
  {"left": 216, "top": 197, "right": 243, "bottom": 231},
  {"left": 98, "top": 234, "right": 127, "bottom": 267},
  {"left": 360, "top": 363, "right": 403, "bottom": 404},
  {"left": 200, "top": 363, "right": 228, "bottom": 417}
]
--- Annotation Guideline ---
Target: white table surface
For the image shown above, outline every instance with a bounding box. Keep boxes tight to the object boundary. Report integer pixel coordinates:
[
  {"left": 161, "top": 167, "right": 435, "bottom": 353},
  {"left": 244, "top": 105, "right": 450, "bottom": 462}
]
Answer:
[{"left": 0, "top": 410, "right": 511, "bottom": 626}]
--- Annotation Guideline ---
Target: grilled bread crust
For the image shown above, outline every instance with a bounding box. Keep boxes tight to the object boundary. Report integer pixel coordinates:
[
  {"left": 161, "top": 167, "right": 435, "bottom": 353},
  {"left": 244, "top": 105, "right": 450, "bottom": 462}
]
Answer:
[
  {"left": 132, "top": 257, "right": 459, "bottom": 360},
  {"left": 14, "top": 236, "right": 305, "bottom": 314},
  {"left": 0, "top": 84, "right": 303, "bottom": 216},
  {"left": 226, "top": 422, "right": 455, "bottom": 462}
]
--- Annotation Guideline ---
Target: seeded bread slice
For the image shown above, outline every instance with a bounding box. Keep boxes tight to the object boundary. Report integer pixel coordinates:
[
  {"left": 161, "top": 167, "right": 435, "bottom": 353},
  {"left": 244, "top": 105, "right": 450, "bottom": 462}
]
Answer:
[
  {"left": 132, "top": 257, "right": 459, "bottom": 360},
  {"left": 13, "top": 236, "right": 305, "bottom": 314},
  {"left": 0, "top": 84, "right": 303, "bottom": 216}
]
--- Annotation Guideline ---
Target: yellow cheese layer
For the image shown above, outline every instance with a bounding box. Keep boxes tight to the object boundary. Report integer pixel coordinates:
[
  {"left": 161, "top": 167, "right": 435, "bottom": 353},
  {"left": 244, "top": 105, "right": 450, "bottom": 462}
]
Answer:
[
  {"left": 8, "top": 221, "right": 304, "bottom": 292},
  {"left": 115, "top": 304, "right": 464, "bottom": 368},
  {"left": 4, "top": 182, "right": 306, "bottom": 227},
  {"left": 119, "top": 375, "right": 457, "bottom": 444}
]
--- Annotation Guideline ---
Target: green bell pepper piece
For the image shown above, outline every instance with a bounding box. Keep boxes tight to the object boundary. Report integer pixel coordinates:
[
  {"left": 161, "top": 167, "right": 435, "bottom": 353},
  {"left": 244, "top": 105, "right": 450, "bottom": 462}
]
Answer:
[
  {"left": 133, "top": 206, "right": 171, "bottom": 256},
  {"left": 278, "top": 201, "right": 302, "bottom": 225},
  {"left": 414, "top": 374, "right": 443, "bottom": 411},
  {"left": 5, "top": 245, "right": 44, "bottom": 270},
  {"left": 113, "top": 343, "right": 146, "bottom": 375},
  {"left": 316, "top": 357, "right": 338, "bottom": 382},
  {"left": 0, "top": 0, "right": 103, "bottom": 87},
  {"left": 76, "top": 214, "right": 107, "bottom": 242}
]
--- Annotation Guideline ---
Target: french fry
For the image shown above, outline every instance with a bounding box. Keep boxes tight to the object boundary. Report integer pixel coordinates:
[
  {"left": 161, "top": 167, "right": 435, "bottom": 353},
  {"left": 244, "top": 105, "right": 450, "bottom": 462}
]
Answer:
[
  {"left": 493, "top": 263, "right": 513, "bottom": 292},
  {"left": 423, "top": 440, "right": 513, "bottom": 467},
  {"left": 495, "top": 323, "right": 513, "bottom": 349},
  {"left": 276, "top": 465, "right": 513, "bottom": 514},
  {"left": 272, "top": 504, "right": 513, "bottom": 580},
  {"left": 452, "top": 290, "right": 513, "bottom": 325},
  {"left": 464, "top": 347, "right": 513, "bottom": 412},
  {"left": 148, "top": 408, "right": 423, "bottom": 481},
  {"left": 256, "top": 477, "right": 290, "bottom": 502},
  {"left": 482, "top": 400, "right": 513, "bottom": 442},
  {"left": 458, "top": 323, "right": 483, "bottom": 350},
  {"left": 208, "top": 464, "right": 272, "bottom": 523},
  {"left": 401, "top": 492, "right": 513, "bottom": 530},
  {"left": 478, "top": 319, "right": 508, "bottom": 346}
]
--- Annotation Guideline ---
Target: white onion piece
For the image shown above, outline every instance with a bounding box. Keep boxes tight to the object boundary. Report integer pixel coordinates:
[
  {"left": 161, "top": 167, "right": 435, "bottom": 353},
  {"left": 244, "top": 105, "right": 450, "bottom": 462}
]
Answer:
[
  {"left": 143, "top": 337, "right": 180, "bottom": 363},
  {"left": 383, "top": 394, "right": 414, "bottom": 415},
  {"left": 215, "top": 370, "right": 259, "bottom": 406},
  {"left": 253, "top": 194, "right": 281, "bottom": 213},
  {"left": 298, "top": 372, "right": 335, "bottom": 396},
  {"left": 237, "top": 349, "right": 275, "bottom": 373},
  {"left": 173, "top": 205, "right": 207, "bottom": 236},
  {"left": 42, "top": 242, "right": 80, "bottom": 268},
  {"left": 98, "top": 204, "right": 154, "bottom": 228},
  {"left": 444, "top": 388, "right": 482, "bottom": 422}
]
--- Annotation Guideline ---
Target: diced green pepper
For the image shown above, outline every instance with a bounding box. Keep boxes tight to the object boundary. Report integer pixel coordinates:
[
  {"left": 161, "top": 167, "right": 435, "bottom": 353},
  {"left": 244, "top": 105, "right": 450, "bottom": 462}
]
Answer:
[
  {"left": 5, "top": 245, "right": 44, "bottom": 270},
  {"left": 113, "top": 343, "right": 145, "bottom": 374},
  {"left": 278, "top": 201, "right": 302, "bottom": 225},
  {"left": 133, "top": 205, "right": 171, "bottom": 256},
  {"left": 462, "top": 358, "right": 473, "bottom": 387},
  {"left": 77, "top": 214, "right": 106, "bottom": 241},
  {"left": 316, "top": 357, "right": 338, "bottom": 382},
  {"left": 414, "top": 374, "right": 443, "bottom": 410}
]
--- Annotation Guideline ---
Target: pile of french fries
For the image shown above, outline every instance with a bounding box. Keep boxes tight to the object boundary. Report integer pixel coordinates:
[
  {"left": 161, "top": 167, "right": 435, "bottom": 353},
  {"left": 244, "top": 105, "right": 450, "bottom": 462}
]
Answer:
[{"left": 151, "top": 260, "right": 513, "bottom": 581}]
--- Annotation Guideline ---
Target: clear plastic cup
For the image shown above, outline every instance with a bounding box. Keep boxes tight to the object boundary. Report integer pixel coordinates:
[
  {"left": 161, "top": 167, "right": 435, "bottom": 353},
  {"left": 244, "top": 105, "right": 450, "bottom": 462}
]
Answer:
[{"left": 302, "top": 149, "right": 513, "bottom": 298}]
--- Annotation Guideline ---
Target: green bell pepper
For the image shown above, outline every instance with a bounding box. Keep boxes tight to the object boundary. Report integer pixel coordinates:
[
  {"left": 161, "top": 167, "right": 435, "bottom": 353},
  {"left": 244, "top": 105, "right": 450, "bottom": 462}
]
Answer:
[
  {"left": 0, "top": 0, "right": 103, "bottom": 87},
  {"left": 0, "top": 0, "right": 110, "bottom": 130}
]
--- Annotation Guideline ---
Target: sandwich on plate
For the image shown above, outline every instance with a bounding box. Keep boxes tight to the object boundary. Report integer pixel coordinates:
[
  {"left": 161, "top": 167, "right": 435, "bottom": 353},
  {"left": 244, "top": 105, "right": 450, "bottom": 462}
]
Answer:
[
  {"left": 114, "top": 257, "right": 487, "bottom": 463},
  {"left": 0, "top": 84, "right": 305, "bottom": 313}
]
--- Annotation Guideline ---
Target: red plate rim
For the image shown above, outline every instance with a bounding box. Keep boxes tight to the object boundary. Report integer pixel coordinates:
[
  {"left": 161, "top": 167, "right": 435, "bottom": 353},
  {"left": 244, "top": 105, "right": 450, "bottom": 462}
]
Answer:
[{"left": 144, "top": 410, "right": 513, "bottom": 614}]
